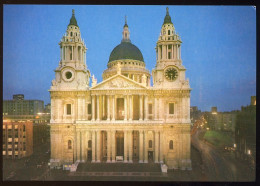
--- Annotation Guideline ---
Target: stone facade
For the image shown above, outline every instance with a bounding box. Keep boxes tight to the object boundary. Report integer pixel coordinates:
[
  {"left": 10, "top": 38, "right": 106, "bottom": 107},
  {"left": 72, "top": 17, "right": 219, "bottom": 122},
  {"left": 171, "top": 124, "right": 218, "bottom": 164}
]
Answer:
[{"left": 49, "top": 8, "right": 192, "bottom": 170}]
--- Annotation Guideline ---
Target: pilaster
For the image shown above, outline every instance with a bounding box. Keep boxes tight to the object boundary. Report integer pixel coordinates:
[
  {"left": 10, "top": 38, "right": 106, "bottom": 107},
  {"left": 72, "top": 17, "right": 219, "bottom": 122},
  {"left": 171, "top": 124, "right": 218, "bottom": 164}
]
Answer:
[
  {"left": 144, "top": 130, "right": 148, "bottom": 163},
  {"left": 96, "top": 130, "right": 101, "bottom": 162},
  {"left": 128, "top": 130, "right": 133, "bottom": 163},
  {"left": 91, "top": 130, "right": 96, "bottom": 162},
  {"left": 124, "top": 130, "right": 128, "bottom": 162},
  {"left": 139, "top": 130, "right": 143, "bottom": 163},
  {"left": 107, "top": 130, "right": 111, "bottom": 162},
  {"left": 111, "top": 130, "right": 116, "bottom": 162}
]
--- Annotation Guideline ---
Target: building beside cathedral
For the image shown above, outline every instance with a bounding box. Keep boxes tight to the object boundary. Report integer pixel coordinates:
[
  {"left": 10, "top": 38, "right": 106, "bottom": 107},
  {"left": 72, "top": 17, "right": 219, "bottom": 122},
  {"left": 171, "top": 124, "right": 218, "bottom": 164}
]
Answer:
[{"left": 49, "top": 8, "right": 192, "bottom": 170}]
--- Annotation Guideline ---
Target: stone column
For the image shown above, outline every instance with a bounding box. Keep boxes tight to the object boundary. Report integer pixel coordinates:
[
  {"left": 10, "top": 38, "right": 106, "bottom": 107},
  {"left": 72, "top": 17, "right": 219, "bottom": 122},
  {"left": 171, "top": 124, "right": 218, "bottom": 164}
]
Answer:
[
  {"left": 50, "top": 98, "right": 55, "bottom": 121},
  {"left": 124, "top": 95, "right": 127, "bottom": 121},
  {"left": 81, "top": 131, "right": 85, "bottom": 162},
  {"left": 107, "top": 95, "right": 110, "bottom": 121},
  {"left": 164, "top": 45, "right": 167, "bottom": 60},
  {"left": 107, "top": 130, "right": 111, "bottom": 162},
  {"left": 80, "top": 48, "right": 82, "bottom": 62},
  {"left": 76, "top": 131, "right": 80, "bottom": 161},
  {"left": 187, "top": 97, "right": 191, "bottom": 120},
  {"left": 171, "top": 44, "right": 174, "bottom": 59},
  {"left": 96, "top": 95, "right": 100, "bottom": 121},
  {"left": 173, "top": 45, "right": 175, "bottom": 59},
  {"left": 85, "top": 131, "right": 89, "bottom": 160},
  {"left": 166, "top": 44, "right": 168, "bottom": 59},
  {"left": 102, "top": 95, "right": 105, "bottom": 119},
  {"left": 77, "top": 97, "right": 81, "bottom": 120},
  {"left": 144, "top": 95, "right": 148, "bottom": 120},
  {"left": 124, "top": 130, "right": 128, "bottom": 162},
  {"left": 128, "top": 130, "right": 133, "bottom": 163},
  {"left": 112, "top": 96, "right": 115, "bottom": 121},
  {"left": 91, "top": 130, "right": 96, "bottom": 162},
  {"left": 129, "top": 95, "right": 133, "bottom": 121},
  {"left": 111, "top": 130, "right": 116, "bottom": 162},
  {"left": 115, "top": 96, "right": 117, "bottom": 120},
  {"left": 139, "top": 130, "right": 143, "bottom": 163},
  {"left": 60, "top": 47, "right": 62, "bottom": 61},
  {"left": 139, "top": 95, "right": 143, "bottom": 120},
  {"left": 96, "top": 130, "right": 101, "bottom": 162},
  {"left": 154, "top": 131, "right": 159, "bottom": 163},
  {"left": 57, "top": 99, "right": 61, "bottom": 121},
  {"left": 91, "top": 96, "right": 95, "bottom": 121},
  {"left": 144, "top": 131, "right": 148, "bottom": 163},
  {"left": 154, "top": 97, "right": 158, "bottom": 120},
  {"left": 159, "top": 131, "right": 164, "bottom": 163},
  {"left": 82, "top": 98, "right": 85, "bottom": 120},
  {"left": 159, "top": 98, "right": 163, "bottom": 120},
  {"left": 71, "top": 46, "right": 74, "bottom": 61}
]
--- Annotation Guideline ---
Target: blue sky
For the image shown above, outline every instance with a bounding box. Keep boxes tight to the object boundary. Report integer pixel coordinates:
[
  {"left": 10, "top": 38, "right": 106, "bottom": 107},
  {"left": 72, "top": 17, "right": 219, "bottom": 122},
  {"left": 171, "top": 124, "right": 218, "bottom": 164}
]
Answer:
[{"left": 3, "top": 5, "right": 256, "bottom": 112}]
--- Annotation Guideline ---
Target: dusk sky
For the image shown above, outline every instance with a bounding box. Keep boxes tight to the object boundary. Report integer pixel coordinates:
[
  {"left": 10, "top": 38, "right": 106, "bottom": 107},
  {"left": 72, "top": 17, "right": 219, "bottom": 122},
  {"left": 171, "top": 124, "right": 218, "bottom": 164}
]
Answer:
[{"left": 3, "top": 5, "right": 256, "bottom": 112}]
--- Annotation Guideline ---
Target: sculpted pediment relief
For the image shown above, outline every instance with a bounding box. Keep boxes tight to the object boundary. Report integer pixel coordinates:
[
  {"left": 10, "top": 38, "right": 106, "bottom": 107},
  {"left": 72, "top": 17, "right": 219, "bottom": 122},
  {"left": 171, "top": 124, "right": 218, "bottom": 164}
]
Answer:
[{"left": 91, "top": 74, "right": 147, "bottom": 90}]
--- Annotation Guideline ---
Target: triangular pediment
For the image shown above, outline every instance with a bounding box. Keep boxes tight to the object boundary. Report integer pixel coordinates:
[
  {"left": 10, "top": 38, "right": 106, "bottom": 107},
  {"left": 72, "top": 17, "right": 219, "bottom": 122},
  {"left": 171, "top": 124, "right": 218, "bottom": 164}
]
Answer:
[{"left": 91, "top": 74, "right": 147, "bottom": 90}]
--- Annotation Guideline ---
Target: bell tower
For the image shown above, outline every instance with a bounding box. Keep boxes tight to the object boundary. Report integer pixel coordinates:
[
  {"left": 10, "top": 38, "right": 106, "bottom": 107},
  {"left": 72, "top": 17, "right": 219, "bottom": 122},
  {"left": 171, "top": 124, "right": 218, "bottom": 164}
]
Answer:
[
  {"left": 50, "top": 9, "right": 90, "bottom": 91},
  {"left": 152, "top": 7, "right": 189, "bottom": 89}
]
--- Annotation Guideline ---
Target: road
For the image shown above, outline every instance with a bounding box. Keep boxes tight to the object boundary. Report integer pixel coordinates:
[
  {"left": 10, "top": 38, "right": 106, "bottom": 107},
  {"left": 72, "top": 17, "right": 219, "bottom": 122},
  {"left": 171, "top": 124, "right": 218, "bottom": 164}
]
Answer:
[{"left": 192, "top": 127, "right": 254, "bottom": 181}]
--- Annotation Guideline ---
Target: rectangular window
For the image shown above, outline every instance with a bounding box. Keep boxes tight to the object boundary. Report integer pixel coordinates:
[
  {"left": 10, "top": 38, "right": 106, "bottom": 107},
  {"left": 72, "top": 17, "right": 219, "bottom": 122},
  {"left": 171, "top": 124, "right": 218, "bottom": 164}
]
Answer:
[
  {"left": 69, "top": 46, "right": 72, "bottom": 60},
  {"left": 88, "top": 104, "right": 92, "bottom": 114},
  {"left": 169, "top": 103, "right": 174, "bottom": 114},
  {"left": 168, "top": 52, "right": 171, "bottom": 59},
  {"left": 67, "top": 104, "right": 72, "bottom": 115},
  {"left": 148, "top": 104, "right": 152, "bottom": 114}
]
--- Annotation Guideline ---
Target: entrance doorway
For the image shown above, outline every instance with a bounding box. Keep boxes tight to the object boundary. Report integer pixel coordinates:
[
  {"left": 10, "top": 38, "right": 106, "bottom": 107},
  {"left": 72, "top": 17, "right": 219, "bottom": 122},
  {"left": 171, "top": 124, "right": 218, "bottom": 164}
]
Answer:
[
  {"left": 116, "top": 98, "right": 124, "bottom": 120},
  {"left": 148, "top": 151, "right": 153, "bottom": 162},
  {"left": 116, "top": 131, "right": 124, "bottom": 156},
  {"left": 87, "top": 150, "right": 92, "bottom": 162}
]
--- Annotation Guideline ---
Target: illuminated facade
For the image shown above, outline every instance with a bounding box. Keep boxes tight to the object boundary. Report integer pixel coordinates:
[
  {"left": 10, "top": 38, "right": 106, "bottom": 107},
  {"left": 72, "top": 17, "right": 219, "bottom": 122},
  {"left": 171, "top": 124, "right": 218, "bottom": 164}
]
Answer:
[
  {"left": 2, "top": 121, "right": 33, "bottom": 159},
  {"left": 49, "top": 8, "right": 191, "bottom": 170}
]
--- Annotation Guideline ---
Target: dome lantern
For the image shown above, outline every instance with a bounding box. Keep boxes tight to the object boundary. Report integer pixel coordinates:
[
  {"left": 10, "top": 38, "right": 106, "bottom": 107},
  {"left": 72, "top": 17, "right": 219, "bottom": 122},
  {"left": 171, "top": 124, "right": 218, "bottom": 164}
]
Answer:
[{"left": 122, "top": 15, "right": 130, "bottom": 42}]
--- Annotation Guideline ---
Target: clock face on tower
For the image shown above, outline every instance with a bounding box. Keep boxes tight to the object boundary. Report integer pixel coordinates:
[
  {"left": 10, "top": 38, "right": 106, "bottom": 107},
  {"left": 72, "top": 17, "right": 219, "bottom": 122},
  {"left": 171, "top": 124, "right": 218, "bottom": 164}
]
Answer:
[{"left": 164, "top": 67, "right": 178, "bottom": 81}]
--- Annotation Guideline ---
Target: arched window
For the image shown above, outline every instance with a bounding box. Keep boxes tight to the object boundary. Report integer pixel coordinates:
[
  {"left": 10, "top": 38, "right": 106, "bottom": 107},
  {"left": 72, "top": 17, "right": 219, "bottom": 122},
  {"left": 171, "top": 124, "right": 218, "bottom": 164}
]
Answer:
[
  {"left": 169, "top": 140, "right": 173, "bottom": 150},
  {"left": 88, "top": 140, "right": 92, "bottom": 148},
  {"left": 149, "top": 140, "right": 152, "bottom": 148},
  {"left": 68, "top": 140, "right": 72, "bottom": 149},
  {"left": 168, "top": 30, "right": 171, "bottom": 35},
  {"left": 70, "top": 32, "right": 73, "bottom": 36}
]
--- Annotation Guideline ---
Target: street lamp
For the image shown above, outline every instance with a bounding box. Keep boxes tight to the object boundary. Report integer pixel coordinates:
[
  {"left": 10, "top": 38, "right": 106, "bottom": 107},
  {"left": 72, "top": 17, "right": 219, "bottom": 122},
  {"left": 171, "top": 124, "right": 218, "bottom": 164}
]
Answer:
[
  {"left": 234, "top": 144, "right": 236, "bottom": 148},
  {"left": 248, "top": 149, "right": 251, "bottom": 155}
]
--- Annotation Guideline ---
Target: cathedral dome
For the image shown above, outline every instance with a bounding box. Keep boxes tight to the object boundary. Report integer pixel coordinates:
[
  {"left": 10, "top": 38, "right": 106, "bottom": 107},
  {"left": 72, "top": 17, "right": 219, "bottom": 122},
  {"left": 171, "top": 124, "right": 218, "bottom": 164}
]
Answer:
[{"left": 108, "top": 41, "right": 144, "bottom": 63}]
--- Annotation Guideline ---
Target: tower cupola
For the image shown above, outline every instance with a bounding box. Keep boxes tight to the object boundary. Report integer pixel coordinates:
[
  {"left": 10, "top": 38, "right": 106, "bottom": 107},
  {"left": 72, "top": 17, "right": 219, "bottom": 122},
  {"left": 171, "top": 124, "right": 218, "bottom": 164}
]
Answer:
[{"left": 58, "top": 9, "right": 87, "bottom": 67}]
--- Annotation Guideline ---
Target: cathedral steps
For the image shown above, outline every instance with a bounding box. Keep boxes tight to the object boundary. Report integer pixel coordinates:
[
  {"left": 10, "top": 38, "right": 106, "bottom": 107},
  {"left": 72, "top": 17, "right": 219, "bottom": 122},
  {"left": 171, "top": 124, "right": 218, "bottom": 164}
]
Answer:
[{"left": 76, "top": 162, "right": 161, "bottom": 173}]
